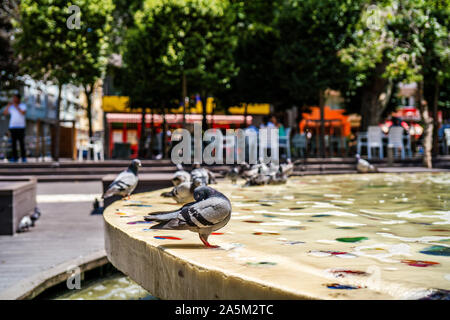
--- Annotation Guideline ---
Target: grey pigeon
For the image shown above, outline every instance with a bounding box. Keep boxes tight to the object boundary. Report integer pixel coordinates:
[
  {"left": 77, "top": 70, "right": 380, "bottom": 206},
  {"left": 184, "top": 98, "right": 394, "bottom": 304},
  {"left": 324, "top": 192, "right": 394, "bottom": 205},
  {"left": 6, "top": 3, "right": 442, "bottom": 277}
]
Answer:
[
  {"left": 279, "top": 158, "right": 294, "bottom": 177},
  {"left": 190, "top": 163, "right": 216, "bottom": 185},
  {"left": 172, "top": 164, "right": 191, "bottom": 186},
  {"left": 102, "top": 159, "right": 142, "bottom": 199},
  {"left": 145, "top": 186, "right": 232, "bottom": 248},
  {"left": 356, "top": 154, "right": 378, "bottom": 173},
  {"left": 224, "top": 166, "right": 240, "bottom": 184},
  {"left": 17, "top": 216, "right": 33, "bottom": 233},
  {"left": 161, "top": 180, "right": 195, "bottom": 203},
  {"left": 30, "top": 207, "right": 41, "bottom": 226}
]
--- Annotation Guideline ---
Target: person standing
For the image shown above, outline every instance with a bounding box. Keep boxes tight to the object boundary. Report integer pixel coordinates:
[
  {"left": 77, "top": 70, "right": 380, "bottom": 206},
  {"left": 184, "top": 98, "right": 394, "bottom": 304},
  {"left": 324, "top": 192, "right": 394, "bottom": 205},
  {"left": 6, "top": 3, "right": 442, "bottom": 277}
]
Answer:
[{"left": 3, "top": 94, "right": 27, "bottom": 162}]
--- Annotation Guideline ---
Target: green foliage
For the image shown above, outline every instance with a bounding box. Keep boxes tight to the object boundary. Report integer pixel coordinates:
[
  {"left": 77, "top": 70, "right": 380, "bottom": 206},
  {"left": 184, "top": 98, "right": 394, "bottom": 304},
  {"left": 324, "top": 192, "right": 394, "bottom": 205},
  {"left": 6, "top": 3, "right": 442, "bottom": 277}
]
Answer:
[
  {"left": 119, "top": 0, "right": 239, "bottom": 110},
  {"left": 275, "top": 0, "right": 363, "bottom": 107},
  {"left": 14, "top": 0, "right": 114, "bottom": 87}
]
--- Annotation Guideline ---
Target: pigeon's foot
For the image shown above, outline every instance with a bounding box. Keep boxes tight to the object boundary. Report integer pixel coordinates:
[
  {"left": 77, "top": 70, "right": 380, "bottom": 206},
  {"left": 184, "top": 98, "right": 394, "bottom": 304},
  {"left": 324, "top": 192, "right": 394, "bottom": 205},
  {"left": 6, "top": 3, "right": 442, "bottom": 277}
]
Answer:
[{"left": 199, "top": 234, "right": 219, "bottom": 248}]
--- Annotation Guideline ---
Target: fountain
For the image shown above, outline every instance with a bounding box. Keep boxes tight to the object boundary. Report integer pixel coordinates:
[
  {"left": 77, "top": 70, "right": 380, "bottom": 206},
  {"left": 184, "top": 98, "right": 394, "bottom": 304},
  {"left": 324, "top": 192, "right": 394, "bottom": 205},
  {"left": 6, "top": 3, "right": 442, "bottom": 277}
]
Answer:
[{"left": 104, "top": 173, "right": 450, "bottom": 299}]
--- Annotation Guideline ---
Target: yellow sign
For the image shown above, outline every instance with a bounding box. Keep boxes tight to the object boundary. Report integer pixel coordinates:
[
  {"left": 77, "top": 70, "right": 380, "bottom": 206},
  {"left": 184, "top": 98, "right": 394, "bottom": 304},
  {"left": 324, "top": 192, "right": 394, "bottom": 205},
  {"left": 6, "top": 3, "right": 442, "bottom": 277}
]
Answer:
[{"left": 102, "top": 96, "right": 270, "bottom": 115}]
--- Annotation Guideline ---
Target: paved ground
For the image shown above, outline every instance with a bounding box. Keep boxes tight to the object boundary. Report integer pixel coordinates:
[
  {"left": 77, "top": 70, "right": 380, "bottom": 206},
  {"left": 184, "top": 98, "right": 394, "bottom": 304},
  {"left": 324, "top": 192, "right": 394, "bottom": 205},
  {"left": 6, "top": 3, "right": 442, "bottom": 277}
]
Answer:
[{"left": 0, "top": 181, "right": 104, "bottom": 293}]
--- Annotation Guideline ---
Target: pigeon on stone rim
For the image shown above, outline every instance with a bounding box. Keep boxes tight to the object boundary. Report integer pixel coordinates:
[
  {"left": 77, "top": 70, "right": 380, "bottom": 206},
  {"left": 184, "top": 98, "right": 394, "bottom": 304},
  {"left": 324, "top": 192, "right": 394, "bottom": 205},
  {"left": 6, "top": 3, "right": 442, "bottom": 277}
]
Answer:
[
  {"left": 145, "top": 186, "right": 232, "bottom": 248},
  {"left": 102, "top": 159, "right": 142, "bottom": 199},
  {"left": 161, "top": 180, "right": 195, "bottom": 203},
  {"left": 172, "top": 164, "right": 191, "bottom": 186},
  {"left": 356, "top": 154, "right": 378, "bottom": 173}
]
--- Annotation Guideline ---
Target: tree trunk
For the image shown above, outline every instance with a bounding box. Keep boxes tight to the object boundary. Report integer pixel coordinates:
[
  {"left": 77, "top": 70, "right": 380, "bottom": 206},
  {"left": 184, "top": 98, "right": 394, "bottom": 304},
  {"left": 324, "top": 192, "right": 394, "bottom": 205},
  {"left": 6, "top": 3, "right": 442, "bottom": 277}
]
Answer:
[
  {"left": 201, "top": 92, "right": 208, "bottom": 131},
  {"left": 138, "top": 107, "right": 146, "bottom": 158},
  {"left": 360, "top": 61, "right": 393, "bottom": 131},
  {"left": 85, "top": 85, "right": 94, "bottom": 139},
  {"left": 417, "top": 80, "right": 433, "bottom": 168},
  {"left": 162, "top": 107, "right": 167, "bottom": 158},
  {"left": 53, "top": 82, "right": 62, "bottom": 162},
  {"left": 182, "top": 73, "right": 187, "bottom": 127},
  {"left": 431, "top": 81, "right": 439, "bottom": 155}
]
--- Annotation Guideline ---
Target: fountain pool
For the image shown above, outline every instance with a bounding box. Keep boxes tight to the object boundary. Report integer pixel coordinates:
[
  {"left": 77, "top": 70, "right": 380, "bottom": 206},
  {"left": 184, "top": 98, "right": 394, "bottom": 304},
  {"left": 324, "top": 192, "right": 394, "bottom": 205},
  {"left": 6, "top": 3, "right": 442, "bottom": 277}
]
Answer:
[{"left": 104, "top": 172, "right": 450, "bottom": 299}]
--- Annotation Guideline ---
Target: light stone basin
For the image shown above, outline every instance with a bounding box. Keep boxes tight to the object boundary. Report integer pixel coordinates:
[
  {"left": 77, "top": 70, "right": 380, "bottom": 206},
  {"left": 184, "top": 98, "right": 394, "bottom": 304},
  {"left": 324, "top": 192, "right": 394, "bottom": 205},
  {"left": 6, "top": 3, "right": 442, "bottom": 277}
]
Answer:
[{"left": 104, "top": 173, "right": 450, "bottom": 300}]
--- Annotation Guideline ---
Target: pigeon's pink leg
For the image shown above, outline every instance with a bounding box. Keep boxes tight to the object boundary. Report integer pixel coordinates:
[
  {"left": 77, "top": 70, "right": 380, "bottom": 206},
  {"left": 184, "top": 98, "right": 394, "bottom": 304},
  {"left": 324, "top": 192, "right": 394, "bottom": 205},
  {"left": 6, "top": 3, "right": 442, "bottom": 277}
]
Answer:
[{"left": 199, "top": 234, "right": 219, "bottom": 248}]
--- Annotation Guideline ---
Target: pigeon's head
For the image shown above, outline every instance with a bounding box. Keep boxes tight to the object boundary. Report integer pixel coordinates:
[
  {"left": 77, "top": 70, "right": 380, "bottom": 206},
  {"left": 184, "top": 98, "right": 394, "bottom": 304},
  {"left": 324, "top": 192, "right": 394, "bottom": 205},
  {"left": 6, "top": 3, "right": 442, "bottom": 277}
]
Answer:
[
  {"left": 193, "top": 186, "right": 218, "bottom": 201},
  {"left": 129, "top": 159, "right": 142, "bottom": 173},
  {"left": 355, "top": 154, "right": 361, "bottom": 161},
  {"left": 192, "top": 177, "right": 204, "bottom": 188}
]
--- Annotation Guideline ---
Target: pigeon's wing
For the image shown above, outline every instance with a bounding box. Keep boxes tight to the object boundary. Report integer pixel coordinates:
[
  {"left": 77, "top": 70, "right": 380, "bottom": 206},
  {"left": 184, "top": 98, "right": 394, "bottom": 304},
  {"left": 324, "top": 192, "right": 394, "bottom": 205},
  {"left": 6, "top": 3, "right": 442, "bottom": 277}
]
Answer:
[
  {"left": 103, "top": 170, "right": 137, "bottom": 198},
  {"left": 180, "top": 198, "right": 231, "bottom": 229}
]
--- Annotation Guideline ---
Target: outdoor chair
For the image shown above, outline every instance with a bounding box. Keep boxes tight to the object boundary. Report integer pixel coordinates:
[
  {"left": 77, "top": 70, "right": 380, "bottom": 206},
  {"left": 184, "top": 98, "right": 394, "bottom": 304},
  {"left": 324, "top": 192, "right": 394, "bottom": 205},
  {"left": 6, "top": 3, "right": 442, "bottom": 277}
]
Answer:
[
  {"left": 388, "top": 127, "right": 407, "bottom": 159},
  {"left": 443, "top": 128, "right": 450, "bottom": 155},
  {"left": 291, "top": 133, "right": 307, "bottom": 158},
  {"left": 92, "top": 138, "right": 105, "bottom": 161},
  {"left": 367, "top": 126, "right": 384, "bottom": 159},
  {"left": 279, "top": 128, "right": 291, "bottom": 159},
  {"left": 356, "top": 132, "right": 368, "bottom": 156}
]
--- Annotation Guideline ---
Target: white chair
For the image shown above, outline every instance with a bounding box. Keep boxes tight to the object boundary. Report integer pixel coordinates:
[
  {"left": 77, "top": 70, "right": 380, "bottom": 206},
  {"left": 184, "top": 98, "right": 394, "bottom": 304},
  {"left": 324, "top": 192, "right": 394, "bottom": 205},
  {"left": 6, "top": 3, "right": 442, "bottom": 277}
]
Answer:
[
  {"left": 92, "top": 138, "right": 105, "bottom": 161},
  {"left": 388, "top": 127, "right": 406, "bottom": 159},
  {"left": 367, "top": 126, "right": 384, "bottom": 159},
  {"left": 357, "top": 132, "right": 368, "bottom": 155},
  {"left": 443, "top": 128, "right": 450, "bottom": 155}
]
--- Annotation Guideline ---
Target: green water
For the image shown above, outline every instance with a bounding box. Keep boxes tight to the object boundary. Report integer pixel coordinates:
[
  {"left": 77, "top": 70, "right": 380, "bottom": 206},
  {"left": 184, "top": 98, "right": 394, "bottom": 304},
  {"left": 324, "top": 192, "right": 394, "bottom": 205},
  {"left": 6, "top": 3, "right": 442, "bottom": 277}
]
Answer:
[{"left": 55, "top": 273, "right": 155, "bottom": 300}]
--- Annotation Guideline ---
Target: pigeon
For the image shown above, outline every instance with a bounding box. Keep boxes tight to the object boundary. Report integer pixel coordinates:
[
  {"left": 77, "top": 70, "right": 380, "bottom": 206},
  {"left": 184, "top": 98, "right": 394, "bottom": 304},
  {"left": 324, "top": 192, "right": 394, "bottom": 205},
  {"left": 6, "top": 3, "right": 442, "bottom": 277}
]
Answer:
[
  {"left": 161, "top": 181, "right": 195, "bottom": 203},
  {"left": 190, "top": 163, "right": 216, "bottom": 186},
  {"left": 102, "top": 159, "right": 142, "bottom": 199},
  {"left": 224, "top": 166, "right": 240, "bottom": 184},
  {"left": 17, "top": 216, "right": 33, "bottom": 233},
  {"left": 356, "top": 154, "right": 378, "bottom": 173},
  {"left": 172, "top": 164, "right": 191, "bottom": 186},
  {"left": 279, "top": 158, "right": 294, "bottom": 177},
  {"left": 30, "top": 207, "right": 41, "bottom": 227},
  {"left": 145, "top": 186, "right": 232, "bottom": 248}
]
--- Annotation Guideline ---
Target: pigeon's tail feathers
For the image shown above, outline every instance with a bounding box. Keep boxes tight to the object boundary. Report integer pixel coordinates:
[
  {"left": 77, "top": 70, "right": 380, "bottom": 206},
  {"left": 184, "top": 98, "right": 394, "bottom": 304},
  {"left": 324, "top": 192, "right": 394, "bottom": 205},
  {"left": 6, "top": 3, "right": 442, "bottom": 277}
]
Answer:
[
  {"left": 161, "top": 190, "right": 174, "bottom": 197},
  {"left": 150, "top": 218, "right": 187, "bottom": 230},
  {"left": 144, "top": 210, "right": 180, "bottom": 222},
  {"left": 102, "top": 189, "right": 115, "bottom": 199}
]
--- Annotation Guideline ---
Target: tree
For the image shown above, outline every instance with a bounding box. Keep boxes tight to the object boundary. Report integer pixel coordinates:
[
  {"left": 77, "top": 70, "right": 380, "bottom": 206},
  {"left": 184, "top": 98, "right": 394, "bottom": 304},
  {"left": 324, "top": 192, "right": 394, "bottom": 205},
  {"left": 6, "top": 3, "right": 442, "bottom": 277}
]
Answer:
[
  {"left": 340, "top": 0, "right": 449, "bottom": 167},
  {"left": 0, "top": 1, "right": 20, "bottom": 93},
  {"left": 14, "top": 0, "right": 114, "bottom": 160},
  {"left": 137, "top": 0, "right": 239, "bottom": 130},
  {"left": 275, "top": 0, "right": 362, "bottom": 156}
]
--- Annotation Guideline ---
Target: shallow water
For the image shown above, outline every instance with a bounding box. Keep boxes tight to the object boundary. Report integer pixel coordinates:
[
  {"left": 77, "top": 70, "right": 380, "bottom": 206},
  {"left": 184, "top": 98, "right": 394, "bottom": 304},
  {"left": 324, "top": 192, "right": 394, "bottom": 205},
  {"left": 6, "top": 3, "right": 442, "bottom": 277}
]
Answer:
[
  {"left": 225, "top": 172, "right": 450, "bottom": 298},
  {"left": 92, "top": 172, "right": 450, "bottom": 299},
  {"left": 55, "top": 273, "right": 154, "bottom": 300}
]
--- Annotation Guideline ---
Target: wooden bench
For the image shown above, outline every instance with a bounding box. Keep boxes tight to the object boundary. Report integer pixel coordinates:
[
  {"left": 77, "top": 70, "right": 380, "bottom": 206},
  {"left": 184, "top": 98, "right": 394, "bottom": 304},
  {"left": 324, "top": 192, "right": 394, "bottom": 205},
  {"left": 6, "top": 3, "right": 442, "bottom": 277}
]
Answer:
[{"left": 0, "top": 177, "right": 37, "bottom": 235}]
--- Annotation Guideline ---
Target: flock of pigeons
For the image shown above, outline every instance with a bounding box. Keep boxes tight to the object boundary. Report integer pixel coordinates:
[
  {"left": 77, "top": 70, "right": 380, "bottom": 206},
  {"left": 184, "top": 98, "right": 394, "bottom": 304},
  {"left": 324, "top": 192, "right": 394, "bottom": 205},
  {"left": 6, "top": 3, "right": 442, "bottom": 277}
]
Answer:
[{"left": 225, "top": 159, "right": 294, "bottom": 186}]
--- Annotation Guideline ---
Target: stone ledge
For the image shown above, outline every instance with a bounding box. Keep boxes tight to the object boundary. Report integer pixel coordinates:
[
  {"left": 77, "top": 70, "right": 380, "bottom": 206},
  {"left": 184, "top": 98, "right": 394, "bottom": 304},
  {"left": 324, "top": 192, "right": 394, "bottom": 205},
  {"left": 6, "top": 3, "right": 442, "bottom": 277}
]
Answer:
[{"left": 0, "top": 250, "right": 107, "bottom": 300}]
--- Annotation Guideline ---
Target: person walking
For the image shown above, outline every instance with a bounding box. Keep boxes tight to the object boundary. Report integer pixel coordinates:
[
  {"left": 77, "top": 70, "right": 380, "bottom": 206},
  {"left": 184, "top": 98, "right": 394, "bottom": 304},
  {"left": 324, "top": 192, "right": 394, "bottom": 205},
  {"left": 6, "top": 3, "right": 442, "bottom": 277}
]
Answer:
[{"left": 3, "top": 94, "right": 27, "bottom": 162}]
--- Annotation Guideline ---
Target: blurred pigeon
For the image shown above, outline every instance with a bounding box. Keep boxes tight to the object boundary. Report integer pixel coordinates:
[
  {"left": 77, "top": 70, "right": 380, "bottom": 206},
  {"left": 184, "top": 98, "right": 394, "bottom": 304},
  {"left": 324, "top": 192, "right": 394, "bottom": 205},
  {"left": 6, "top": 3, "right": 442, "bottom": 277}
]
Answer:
[
  {"left": 279, "top": 158, "right": 294, "bottom": 176},
  {"left": 172, "top": 164, "right": 191, "bottom": 186},
  {"left": 145, "top": 186, "right": 232, "bottom": 248},
  {"left": 161, "top": 181, "right": 195, "bottom": 203},
  {"left": 102, "top": 159, "right": 142, "bottom": 199},
  {"left": 17, "top": 216, "right": 32, "bottom": 233},
  {"left": 190, "top": 163, "right": 216, "bottom": 185},
  {"left": 224, "top": 166, "right": 240, "bottom": 184},
  {"left": 30, "top": 207, "right": 41, "bottom": 226},
  {"left": 239, "top": 162, "right": 259, "bottom": 181},
  {"left": 356, "top": 154, "right": 378, "bottom": 173}
]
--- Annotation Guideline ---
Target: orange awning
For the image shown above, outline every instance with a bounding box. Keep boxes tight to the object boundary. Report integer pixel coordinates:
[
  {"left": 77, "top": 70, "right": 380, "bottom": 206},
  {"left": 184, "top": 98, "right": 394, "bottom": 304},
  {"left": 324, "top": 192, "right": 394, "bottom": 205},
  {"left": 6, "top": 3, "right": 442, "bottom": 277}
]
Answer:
[{"left": 299, "top": 106, "right": 351, "bottom": 136}]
